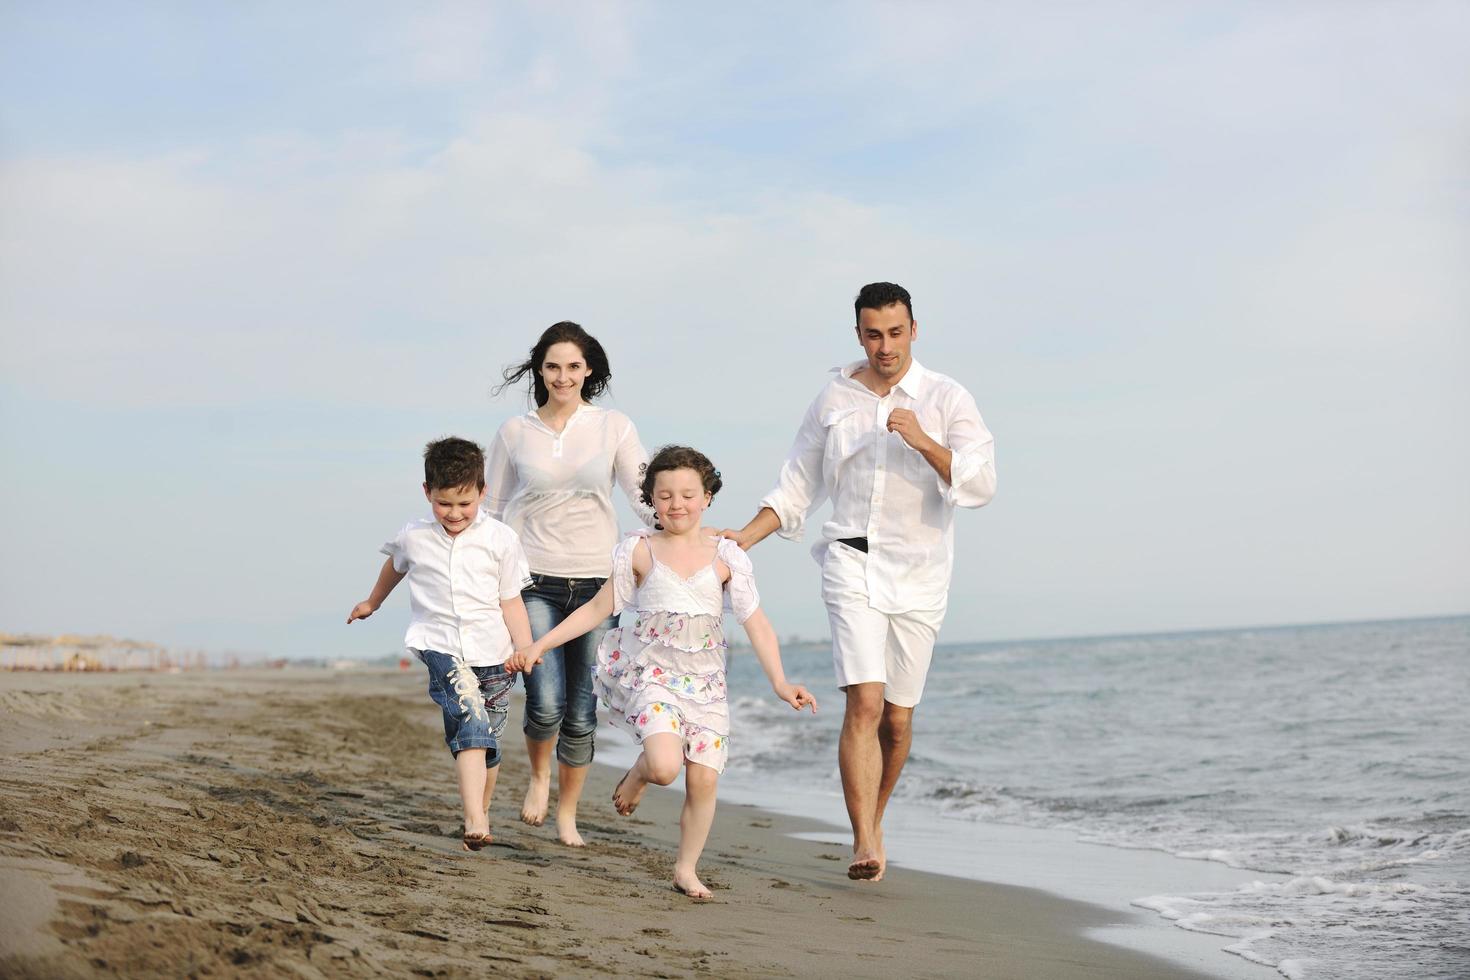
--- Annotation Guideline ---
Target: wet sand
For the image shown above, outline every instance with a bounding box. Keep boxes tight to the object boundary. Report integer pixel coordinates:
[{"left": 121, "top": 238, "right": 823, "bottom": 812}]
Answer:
[{"left": 0, "top": 667, "right": 1219, "bottom": 978}]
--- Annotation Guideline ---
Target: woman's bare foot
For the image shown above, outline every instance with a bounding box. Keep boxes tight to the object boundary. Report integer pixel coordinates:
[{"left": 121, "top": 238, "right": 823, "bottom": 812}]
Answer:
[
  {"left": 612, "top": 766, "right": 647, "bottom": 816},
  {"left": 672, "top": 867, "right": 712, "bottom": 900},
  {"left": 521, "top": 774, "right": 550, "bottom": 827},
  {"left": 556, "top": 808, "right": 585, "bottom": 847}
]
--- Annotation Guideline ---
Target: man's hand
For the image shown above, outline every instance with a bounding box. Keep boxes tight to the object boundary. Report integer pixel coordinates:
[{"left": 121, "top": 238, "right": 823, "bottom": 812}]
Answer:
[
  {"left": 347, "top": 601, "right": 377, "bottom": 624},
  {"left": 717, "top": 528, "right": 754, "bottom": 551},
  {"left": 886, "top": 408, "right": 934, "bottom": 452}
]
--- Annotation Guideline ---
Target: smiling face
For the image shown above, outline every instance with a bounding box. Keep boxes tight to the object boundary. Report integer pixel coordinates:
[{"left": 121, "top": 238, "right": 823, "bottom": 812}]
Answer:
[
  {"left": 856, "top": 302, "right": 917, "bottom": 382},
  {"left": 423, "top": 482, "right": 486, "bottom": 537},
  {"left": 651, "top": 467, "right": 711, "bottom": 533},
  {"left": 537, "top": 341, "right": 590, "bottom": 408}
]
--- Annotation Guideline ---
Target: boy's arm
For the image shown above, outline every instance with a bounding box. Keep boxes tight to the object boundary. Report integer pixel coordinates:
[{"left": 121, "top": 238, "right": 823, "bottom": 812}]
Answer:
[
  {"left": 505, "top": 580, "right": 616, "bottom": 673},
  {"left": 347, "top": 558, "right": 406, "bottom": 623},
  {"left": 500, "top": 595, "right": 533, "bottom": 654},
  {"left": 740, "top": 608, "right": 817, "bottom": 712}
]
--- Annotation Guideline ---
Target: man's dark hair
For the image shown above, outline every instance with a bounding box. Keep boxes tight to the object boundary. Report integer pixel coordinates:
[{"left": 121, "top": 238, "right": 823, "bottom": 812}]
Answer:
[
  {"left": 638, "top": 445, "right": 722, "bottom": 509},
  {"left": 854, "top": 282, "right": 913, "bottom": 325},
  {"left": 494, "top": 320, "right": 613, "bottom": 407},
  {"left": 423, "top": 437, "right": 486, "bottom": 492}
]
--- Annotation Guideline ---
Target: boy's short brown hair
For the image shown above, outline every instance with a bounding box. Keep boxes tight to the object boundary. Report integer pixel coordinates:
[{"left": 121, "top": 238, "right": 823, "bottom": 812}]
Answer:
[{"left": 423, "top": 437, "right": 486, "bottom": 492}]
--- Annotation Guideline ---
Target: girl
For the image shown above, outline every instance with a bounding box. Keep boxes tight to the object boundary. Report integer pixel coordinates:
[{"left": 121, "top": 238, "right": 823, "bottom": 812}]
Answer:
[
  {"left": 487, "top": 321, "right": 656, "bottom": 848},
  {"left": 507, "top": 445, "right": 817, "bottom": 899}
]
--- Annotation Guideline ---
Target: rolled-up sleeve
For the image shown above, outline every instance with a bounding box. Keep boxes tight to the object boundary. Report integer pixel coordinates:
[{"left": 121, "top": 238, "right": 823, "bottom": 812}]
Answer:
[
  {"left": 758, "top": 395, "right": 828, "bottom": 540},
  {"left": 941, "top": 389, "right": 996, "bottom": 509}
]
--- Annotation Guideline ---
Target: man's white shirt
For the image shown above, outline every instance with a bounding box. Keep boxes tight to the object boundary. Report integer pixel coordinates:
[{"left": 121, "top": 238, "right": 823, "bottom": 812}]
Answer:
[
  {"left": 381, "top": 509, "right": 533, "bottom": 666},
  {"left": 760, "top": 358, "right": 996, "bottom": 615}
]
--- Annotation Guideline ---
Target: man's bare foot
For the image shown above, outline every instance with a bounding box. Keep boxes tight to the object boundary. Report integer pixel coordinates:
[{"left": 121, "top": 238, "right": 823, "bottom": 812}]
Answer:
[
  {"left": 521, "top": 774, "right": 550, "bottom": 827},
  {"left": 873, "top": 828, "right": 887, "bottom": 881},
  {"left": 556, "top": 809, "right": 585, "bottom": 847},
  {"left": 612, "top": 766, "right": 647, "bottom": 816},
  {"left": 673, "top": 868, "right": 713, "bottom": 900},
  {"left": 847, "top": 848, "right": 882, "bottom": 881}
]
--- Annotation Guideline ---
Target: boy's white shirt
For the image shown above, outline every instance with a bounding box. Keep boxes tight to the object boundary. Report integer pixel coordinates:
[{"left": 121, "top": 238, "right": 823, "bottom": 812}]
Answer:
[{"left": 381, "top": 509, "right": 532, "bottom": 667}]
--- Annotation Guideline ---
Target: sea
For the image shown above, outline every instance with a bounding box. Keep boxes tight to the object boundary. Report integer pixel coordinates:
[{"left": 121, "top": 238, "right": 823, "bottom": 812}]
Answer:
[{"left": 661, "top": 615, "right": 1469, "bottom": 979}]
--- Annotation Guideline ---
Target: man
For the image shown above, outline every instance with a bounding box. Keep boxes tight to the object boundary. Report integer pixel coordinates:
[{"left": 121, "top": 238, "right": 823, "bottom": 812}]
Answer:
[{"left": 724, "top": 282, "right": 996, "bottom": 881}]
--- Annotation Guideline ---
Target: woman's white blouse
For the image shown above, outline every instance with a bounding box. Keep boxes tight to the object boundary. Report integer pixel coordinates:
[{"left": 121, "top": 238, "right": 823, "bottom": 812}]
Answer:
[{"left": 485, "top": 404, "right": 656, "bottom": 578}]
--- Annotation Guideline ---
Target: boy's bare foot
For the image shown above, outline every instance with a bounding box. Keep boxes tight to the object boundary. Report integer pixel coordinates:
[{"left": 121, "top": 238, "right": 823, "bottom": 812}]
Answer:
[
  {"left": 462, "top": 822, "right": 492, "bottom": 851},
  {"left": 847, "top": 847, "right": 882, "bottom": 880},
  {"left": 556, "top": 810, "right": 585, "bottom": 847},
  {"left": 672, "top": 868, "right": 713, "bottom": 900},
  {"left": 612, "top": 766, "right": 647, "bottom": 816},
  {"left": 521, "top": 775, "right": 550, "bottom": 827}
]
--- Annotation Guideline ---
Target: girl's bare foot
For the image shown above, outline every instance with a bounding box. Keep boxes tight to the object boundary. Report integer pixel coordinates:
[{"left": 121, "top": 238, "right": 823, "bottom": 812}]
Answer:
[
  {"left": 556, "top": 808, "right": 585, "bottom": 847},
  {"left": 612, "top": 766, "right": 647, "bottom": 816},
  {"left": 521, "top": 775, "right": 550, "bottom": 826},
  {"left": 672, "top": 867, "right": 712, "bottom": 900}
]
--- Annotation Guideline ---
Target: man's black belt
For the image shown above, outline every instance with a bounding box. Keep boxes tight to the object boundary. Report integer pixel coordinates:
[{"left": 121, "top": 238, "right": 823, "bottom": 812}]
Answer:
[{"left": 837, "top": 536, "right": 869, "bottom": 553}]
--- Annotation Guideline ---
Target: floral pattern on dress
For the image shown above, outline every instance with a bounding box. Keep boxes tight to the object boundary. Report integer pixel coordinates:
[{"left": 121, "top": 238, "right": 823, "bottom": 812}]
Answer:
[{"left": 593, "top": 533, "right": 740, "bottom": 773}]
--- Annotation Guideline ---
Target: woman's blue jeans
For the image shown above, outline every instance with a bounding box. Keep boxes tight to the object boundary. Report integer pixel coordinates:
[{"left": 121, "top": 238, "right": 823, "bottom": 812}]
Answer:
[{"left": 522, "top": 573, "right": 616, "bottom": 767}]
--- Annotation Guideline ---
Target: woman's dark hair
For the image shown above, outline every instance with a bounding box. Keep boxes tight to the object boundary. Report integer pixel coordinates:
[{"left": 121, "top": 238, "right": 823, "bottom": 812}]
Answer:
[
  {"left": 494, "top": 321, "right": 611, "bottom": 407},
  {"left": 639, "top": 445, "right": 723, "bottom": 509}
]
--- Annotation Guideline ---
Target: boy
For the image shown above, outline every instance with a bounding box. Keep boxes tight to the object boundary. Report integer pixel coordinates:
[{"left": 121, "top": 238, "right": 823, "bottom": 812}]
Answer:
[{"left": 348, "top": 436, "right": 533, "bottom": 850}]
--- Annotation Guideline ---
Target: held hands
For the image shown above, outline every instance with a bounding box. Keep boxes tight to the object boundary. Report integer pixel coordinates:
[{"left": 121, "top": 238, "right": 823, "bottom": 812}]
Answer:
[
  {"left": 346, "top": 601, "right": 377, "bottom": 624},
  {"left": 505, "top": 643, "right": 545, "bottom": 674},
  {"left": 886, "top": 408, "right": 933, "bottom": 452},
  {"left": 774, "top": 681, "right": 818, "bottom": 713}
]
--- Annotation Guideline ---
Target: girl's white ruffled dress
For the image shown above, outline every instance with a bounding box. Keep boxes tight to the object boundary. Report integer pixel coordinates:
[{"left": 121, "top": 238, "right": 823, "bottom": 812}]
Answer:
[{"left": 593, "top": 529, "right": 760, "bottom": 774}]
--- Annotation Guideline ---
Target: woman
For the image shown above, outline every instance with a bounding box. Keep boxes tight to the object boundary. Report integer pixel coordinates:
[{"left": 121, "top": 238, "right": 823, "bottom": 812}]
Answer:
[{"left": 486, "top": 321, "right": 655, "bottom": 846}]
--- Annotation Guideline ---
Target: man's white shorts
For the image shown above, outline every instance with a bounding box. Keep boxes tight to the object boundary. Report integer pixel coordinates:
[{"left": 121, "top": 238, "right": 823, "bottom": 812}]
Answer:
[{"left": 820, "top": 541, "right": 945, "bottom": 708}]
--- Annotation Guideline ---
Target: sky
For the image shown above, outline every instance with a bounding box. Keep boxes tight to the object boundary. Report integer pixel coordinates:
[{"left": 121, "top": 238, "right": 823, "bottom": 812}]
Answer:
[{"left": 1, "top": 2, "right": 1467, "bottom": 659}]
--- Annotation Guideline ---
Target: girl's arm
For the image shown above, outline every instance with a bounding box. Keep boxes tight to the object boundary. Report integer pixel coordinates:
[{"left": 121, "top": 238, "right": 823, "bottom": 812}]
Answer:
[
  {"left": 505, "top": 579, "right": 617, "bottom": 673},
  {"left": 740, "top": 608, "right": 817, "bottom": 712},
  {"left": 347, "top": 557, "right": 406, "bottom": 623}
]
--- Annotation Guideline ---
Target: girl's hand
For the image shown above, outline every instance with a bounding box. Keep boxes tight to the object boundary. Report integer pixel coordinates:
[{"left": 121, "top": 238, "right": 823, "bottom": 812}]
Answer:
[
  {"left": 507, "top": 644, "right": 544, "bottom": 674},
  {"left": 774, "top": 682, "right": 818, "bottom": 713},
  {"left": 347, "top": 601, "right": 377, "bottom": 624}
]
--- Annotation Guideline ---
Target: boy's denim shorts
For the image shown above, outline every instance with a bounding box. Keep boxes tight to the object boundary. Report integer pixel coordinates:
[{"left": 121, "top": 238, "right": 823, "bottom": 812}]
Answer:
[{"left": 415, "top": 649, "right": 517, "bottom": 766}]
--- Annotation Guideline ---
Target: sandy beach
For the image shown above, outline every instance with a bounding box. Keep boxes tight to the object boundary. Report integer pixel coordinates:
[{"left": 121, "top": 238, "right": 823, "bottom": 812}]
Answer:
[{"left": 0, "top": 667, "right": 1224, "bottom": 979}]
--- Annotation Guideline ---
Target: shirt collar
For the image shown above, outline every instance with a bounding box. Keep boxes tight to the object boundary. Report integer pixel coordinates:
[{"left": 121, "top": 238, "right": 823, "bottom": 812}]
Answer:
[
  {"left": 430, "top": 505, "right": 489, "bottom": 540},
  {"left": 524, "top": 401, "right": 596, "bottom": 433},
  {"left": 834, "top": 358, "right": 928, "bottom": 398}
]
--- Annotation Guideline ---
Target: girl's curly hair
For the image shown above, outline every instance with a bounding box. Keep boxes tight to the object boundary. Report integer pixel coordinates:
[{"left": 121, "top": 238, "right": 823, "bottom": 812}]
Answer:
[{"left": 638, "top": 445, "right": 723, "bottom": 509}]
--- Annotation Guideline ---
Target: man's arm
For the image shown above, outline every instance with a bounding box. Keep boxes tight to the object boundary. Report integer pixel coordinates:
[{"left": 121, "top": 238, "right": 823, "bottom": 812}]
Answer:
[
  {"left": 347, "top": 557, "right": 406, "bottom": 623},
  {"left": 724, "top": 392, "right": 829, "bottom": 549},
  {"left": 722, "top": 507, "right": 782, "bottom": 552},
  {"left": 886, "top": 408, "right": 952, "bottom": 484}
]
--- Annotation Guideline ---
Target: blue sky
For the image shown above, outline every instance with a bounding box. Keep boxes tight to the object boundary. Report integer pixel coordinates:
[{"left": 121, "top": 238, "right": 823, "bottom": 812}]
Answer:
[{"left": 2, "top": 2, "right": 1467, "bottom": 658}]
